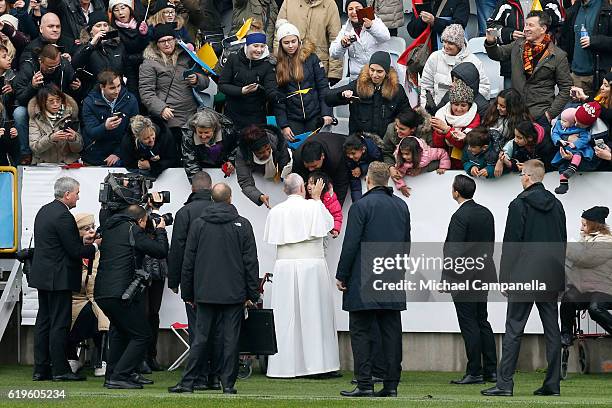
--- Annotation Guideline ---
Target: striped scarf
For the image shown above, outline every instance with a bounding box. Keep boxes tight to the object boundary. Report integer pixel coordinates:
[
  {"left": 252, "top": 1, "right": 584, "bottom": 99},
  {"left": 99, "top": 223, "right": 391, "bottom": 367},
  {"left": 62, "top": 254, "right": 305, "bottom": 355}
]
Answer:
[{"left": 522, "top": 34, "right": 552, "bottom": 76}]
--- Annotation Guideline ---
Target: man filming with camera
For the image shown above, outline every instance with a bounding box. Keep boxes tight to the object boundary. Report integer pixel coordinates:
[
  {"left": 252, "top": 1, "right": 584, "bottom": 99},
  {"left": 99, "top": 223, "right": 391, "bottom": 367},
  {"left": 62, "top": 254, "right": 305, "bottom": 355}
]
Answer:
[{"left": 94, "top": 204, "right": 169, "bottom": 389}]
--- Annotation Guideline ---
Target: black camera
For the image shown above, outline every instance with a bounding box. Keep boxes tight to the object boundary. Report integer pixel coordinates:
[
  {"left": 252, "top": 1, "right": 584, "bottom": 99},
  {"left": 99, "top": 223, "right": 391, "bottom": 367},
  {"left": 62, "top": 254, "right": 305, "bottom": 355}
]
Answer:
[
  {"left": 146, "top": 191, "right": 170, "bottom": 205},
  {"left": 99, "top": 173, "right": 153, "bottom": 211},
  {"left": 121, "top": 268, "right": 151, "bottom": 303},
  {"left": 149, "top": 212, "right": 173, "bottom": 228},
  {"left": 15, "top": 248, "right": 35, "bottom": 278}
]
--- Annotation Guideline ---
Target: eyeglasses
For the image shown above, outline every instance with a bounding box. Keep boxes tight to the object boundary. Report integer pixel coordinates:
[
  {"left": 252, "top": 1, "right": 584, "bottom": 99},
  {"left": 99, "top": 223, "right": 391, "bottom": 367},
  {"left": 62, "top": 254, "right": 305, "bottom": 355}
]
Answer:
[
  {"left": 520, "top": 173, "right": 530, "bottom": 177},
  {"left": 162, "top": 10, "right": 176, "bottom": 16},
  {"left": 79, "top": 224, "right": 96, "bottom": 232},
  {"left": 157, "top": 38, "right": 175, "bottom": 45}
]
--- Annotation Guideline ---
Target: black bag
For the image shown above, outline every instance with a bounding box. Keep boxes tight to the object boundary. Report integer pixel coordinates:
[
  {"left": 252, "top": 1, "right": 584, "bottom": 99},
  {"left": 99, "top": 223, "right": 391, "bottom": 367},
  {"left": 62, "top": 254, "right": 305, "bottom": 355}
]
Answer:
[{"left": 239, "top": 308, "right": 277, "bottom": 355}]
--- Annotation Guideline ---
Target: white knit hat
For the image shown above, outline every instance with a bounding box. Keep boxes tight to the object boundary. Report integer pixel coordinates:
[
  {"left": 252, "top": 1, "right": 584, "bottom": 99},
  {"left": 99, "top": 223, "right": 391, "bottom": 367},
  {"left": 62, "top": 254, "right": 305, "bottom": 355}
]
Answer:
[
  {"left": 108, "top": 0, "right": 133, "bottom": 12},
  {"left": 0, "top": 14, "right": 18, "bottom": 30},
  {"left": 275, "top": 19, "right": 300, "bottom": 41}
]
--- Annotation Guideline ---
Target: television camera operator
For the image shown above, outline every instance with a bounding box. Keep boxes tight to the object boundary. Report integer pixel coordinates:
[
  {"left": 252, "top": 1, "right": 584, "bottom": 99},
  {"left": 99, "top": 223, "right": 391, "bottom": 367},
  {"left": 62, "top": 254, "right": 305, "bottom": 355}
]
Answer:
[{"left": 94, "top": 204, "right": 169, "bottom": 389}]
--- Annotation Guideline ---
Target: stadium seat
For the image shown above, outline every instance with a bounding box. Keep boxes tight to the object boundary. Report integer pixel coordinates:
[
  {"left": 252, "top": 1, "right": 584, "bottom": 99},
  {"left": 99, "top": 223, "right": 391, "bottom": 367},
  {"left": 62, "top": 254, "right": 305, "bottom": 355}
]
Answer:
[
  {"left": 467, "top": 37, "right": 504, "bottom": 98},
  {"left": 167, "top": 322, "right": 190, "bottom": 371}
]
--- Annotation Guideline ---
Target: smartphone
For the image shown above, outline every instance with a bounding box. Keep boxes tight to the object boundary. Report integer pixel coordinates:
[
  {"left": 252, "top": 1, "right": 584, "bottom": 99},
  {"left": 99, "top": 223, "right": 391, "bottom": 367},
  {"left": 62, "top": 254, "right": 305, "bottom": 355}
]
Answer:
[
  {"left": 4, "top": 119, "right": 14, "bottom": 129},
  {"left": 113, "top": 112, "right": 125, "bottom": 118},
  {"left": 63, "top": 121, "right": 79, "bottom": 131},
  {"left": 415, "top": 1, "right": 431, "bottom": 15},
  {"left": 595, "top": 138, "right": 606, "bottom": 149},
  {"left": 182, "top": 66, "right": 197, "bottom": 79},
  {"left": 0, "top": 76, "right": 5, "bottom": 89},
  {"left": 104, "top": 30, "right": 119, "bottom": 39}
]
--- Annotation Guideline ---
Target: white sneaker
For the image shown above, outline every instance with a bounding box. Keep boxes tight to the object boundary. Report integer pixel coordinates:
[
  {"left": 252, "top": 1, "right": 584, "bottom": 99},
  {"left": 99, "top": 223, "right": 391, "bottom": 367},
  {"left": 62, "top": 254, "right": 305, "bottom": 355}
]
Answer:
[
  {"left": 68, "top": 359, "right": 82, "bottom": 374},
  {"left": 94, "top": 361, "right": 107, "bottom": 377}
]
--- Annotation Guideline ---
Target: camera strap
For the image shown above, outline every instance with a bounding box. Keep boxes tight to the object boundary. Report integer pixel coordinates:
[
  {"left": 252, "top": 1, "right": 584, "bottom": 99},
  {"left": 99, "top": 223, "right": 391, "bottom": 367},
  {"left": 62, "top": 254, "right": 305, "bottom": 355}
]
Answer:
[
  {"left": 128, "top": 224, "right": 139, "bottom": 271},
  {"left": 107, "top": 174, "right": 142, "bottom": 205}
]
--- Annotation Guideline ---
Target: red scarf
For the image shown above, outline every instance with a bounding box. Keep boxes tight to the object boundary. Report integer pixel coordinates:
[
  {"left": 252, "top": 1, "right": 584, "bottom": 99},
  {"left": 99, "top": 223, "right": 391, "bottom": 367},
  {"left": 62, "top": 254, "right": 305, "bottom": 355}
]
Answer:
[{"left": 522, "top": 34, "right": 552, "bottom": 76}]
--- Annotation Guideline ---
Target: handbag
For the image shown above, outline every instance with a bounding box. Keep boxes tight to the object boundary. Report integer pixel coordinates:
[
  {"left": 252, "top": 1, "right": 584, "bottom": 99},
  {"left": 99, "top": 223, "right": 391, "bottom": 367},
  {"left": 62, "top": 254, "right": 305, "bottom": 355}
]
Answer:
[
  {"left": 405, "top": 0, "right": 449, "bottom": 74},
  {"left": 239, "top": 308, "right": 278, "bottom": 355}
]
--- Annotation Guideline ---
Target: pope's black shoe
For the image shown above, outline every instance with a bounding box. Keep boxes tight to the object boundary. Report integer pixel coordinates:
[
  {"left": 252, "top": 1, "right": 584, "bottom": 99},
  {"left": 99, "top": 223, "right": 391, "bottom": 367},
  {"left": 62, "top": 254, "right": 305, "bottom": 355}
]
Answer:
[
  {"left": 450, "top": 374, "right": 485, "bottom": 384},
  {"left": 340, "top": 387, "right": 374, "bottom": 397},
  {"left": 374, "top": 388, "right": 397, "bottom": 397},
  {"left": 52, "top": 372, "right": 86, "bottom": 381},
  {"left": 105, "top": 379, "right": 143, "bottom": 389},
  {"left": 481, "top": 386, "right": 513, "bottom": 396},
  {"left": 168, "top": 383, "right": 193, "bottom": 393},
  {"left": 533, "top": 387, "right": 560, "bottom": 396},
  {"left": 130, "top": 373, "right": 154, "bottom": 385},
  {"left": 223, "top": 387, "right": 237, "bottom": 394}
]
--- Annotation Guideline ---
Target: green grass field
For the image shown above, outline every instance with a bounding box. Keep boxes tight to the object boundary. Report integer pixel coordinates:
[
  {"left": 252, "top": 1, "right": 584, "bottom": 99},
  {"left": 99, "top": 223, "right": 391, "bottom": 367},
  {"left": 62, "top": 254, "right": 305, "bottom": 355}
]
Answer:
[{"left": 0, "top": 365, "right": 610, "bottom": 407}]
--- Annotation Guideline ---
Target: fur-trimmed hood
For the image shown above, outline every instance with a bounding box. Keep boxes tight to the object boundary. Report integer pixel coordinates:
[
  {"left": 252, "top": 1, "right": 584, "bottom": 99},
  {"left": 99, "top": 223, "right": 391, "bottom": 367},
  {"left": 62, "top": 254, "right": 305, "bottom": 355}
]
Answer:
[
  {"left": 356, "top": 65, "right": 400, "bottom": 100},
  {"left": 27, "top": 94, "right": 79, "bottom": 119},
  {"left": 297, "top": 40, "right": 316, "bottom": 63}
]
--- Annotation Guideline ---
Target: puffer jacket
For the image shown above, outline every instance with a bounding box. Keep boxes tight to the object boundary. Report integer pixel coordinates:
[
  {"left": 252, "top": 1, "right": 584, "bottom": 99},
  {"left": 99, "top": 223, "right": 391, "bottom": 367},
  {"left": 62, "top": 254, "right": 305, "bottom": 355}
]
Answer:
[
  {"left": 368, "top": 0, "right": 404, "bottom": 30},
  {"left": 393, "top": 136, "right": 450, "bottom": 188},
  {"left": 275, "top": 42, "right": 332, "bottom": 129},
  {"left": 420, "top": 44, "right": 491, "bottom": 109},
  {"left": 485, "top": 38, "right": 572, "bottom": 120},
  {"left": 276, "top": 0, "right": 342, "bottom": 79},
  {"left": 71, "top": 252, "right": 110, "bottom": 332},
  {"left": 326, "top": 66, "right": 410, "bottom": 137},
  {"left": 28, "top": 95, "right": 82, "bottom": 165},
  {"left": 232, "top": 0, "right": 278, "bottom": 49},
  {"left": 329, "top": 15, "right": 391, "bottom": 78},
  {"left": 566, "top": 232, "right": 612, "bottom": 295},
  {"left": 139, "top": 44, "right": 209, "bottom": 128}
]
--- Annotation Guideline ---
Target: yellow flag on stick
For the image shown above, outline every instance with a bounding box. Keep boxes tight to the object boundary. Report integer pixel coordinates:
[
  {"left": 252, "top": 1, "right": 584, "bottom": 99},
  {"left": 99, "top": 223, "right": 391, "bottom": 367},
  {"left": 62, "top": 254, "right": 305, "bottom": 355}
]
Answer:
[
  {"left": 531, "top": 0, "right": 543, "bottom": 11},
  {"left": 236, "top": 18, "right": 253, "bottom": 40},
  {"left": 196, "top": 43, "right": 218, "bottom": 70}
]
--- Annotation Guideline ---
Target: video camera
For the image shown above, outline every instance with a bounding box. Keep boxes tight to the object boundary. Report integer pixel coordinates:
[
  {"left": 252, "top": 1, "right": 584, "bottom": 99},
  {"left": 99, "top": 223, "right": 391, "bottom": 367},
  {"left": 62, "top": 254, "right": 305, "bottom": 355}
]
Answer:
[{"left": 99, "top": 172, "right": 170, "bottom": 212}]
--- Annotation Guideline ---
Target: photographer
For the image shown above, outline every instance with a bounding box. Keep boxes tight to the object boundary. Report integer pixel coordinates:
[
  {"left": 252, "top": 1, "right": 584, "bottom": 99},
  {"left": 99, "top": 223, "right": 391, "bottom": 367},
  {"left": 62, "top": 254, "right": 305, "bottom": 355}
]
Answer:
[{"left": 94, "top": 204, "right": 169, "bottom": 390}]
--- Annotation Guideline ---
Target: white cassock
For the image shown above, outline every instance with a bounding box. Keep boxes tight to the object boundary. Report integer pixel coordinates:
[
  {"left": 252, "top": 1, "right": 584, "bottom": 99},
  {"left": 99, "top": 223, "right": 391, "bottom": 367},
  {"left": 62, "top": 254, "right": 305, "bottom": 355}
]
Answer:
[{"left": 263, "top": 194, "right": 340, "bottom": 377}]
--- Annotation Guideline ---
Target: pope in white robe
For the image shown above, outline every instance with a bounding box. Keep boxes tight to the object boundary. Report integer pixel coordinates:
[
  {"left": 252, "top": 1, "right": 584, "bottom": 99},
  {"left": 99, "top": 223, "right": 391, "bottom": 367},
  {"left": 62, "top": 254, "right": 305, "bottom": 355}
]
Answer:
[{"left": 263, "top": 173, "right": 340, "bottom": 378}]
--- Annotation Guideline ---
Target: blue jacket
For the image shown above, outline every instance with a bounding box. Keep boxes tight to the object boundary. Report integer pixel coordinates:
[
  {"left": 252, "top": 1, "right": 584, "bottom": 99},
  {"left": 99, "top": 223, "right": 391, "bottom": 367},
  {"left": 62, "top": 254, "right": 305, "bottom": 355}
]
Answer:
[
  {"left": 81, "top": 86, "right": 139, "bottom": 166},
  {"left": 345, "top": 136, "right": 383, "bottom": 177}
]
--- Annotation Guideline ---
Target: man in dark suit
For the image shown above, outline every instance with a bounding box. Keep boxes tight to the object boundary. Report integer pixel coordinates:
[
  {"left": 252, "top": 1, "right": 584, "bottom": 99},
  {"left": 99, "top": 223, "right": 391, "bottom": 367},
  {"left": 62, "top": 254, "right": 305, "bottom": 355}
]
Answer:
[
  {"left": 482, "top": 160, "right": 567, "bottom": 397},
  {"left": 443, "top": 175, "right": 497, "bottom": 385},
  {"left": 30, "top": 177, "right": 99, "bottom": 381},
  {"left": 336, "top": 162, "right": 410, "bottom": 398}
]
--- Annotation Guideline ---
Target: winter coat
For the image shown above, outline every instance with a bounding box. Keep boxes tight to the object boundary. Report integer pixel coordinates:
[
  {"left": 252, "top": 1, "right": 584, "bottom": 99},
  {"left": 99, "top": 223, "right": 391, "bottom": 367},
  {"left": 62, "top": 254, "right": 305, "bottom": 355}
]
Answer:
[
  {"left": 559, "top": 0, "right": 612, "bottom": 95},
  {"left": 71, "top": 252, "right": 110, "bottom": 332},
  {"left": 462, "top": 144, "right": 500, "bottom": 179},
  {"left": 72, "top": 34, "right": 127, "bottom": 94},
  {"left": 113, "top": 24, "right": 149, "bottom": 96},
  {"left": 550, "top": 121, "right": 594, "bottom": 165},
  {"left": 500, "top": 182, "right": 567, "bottom": 294},
  {"left": 180, "top": 202, "right": 260, "bottom": 304},
  {"left": 502, "top": 122, "right": 556, "bottom": 172},
  {"left": 275, "top": 42, "right": 332, "bottom": 128},
  {"left": 329, "top": 15, "right": 391, "bottom": 79},
  {"left": 406, "top": 0, "right": 469, "bottom": 52},
  {"left": 9, "top": 6, "right": 39, "bottom": 44},
  {"left": 48, "top": 0, "right": 106, "bottom": 45},
  {"left": 321, "top": 189, "right": 342, "bottom": 232},
  {"left": 566, "top": 232, "right": 612, "bottom": 295},
  {"left": 432, "top": 102, "right": 481, "bottom": 169},
  {"left": 420, "top": 46, "right": 491, "bottom": 110},
  {"left": 94, "top": 214, "right": 169, "bottom": 300},
  {"left": 14, "top": 57, "right": 76, "bottom": 107},
  {"left": 120, "top": 117, "right": 178, "bottom": 177},
  {"left": 293, "top": 131, "right": 350, "bottom": 204},
  {"left": 28, "top": 95, "right": 83, "bottom": 165},
  {"left": 433, "top": 61, "right": 491, "bottom": 120},
  {"left": 485, "top": 38, "right": 573, "bottom": 120},
  {"left": 368, "top": 0, "right": 404, "bottom": 30},
  {"left": 382, "top": 107, "right": 432, "bottom": 164},
  {"left": 235, "top": 126, "right": 291, "bottom": 205},
  {"left": 139, "top": 44, "right": 209, "bottom": 129},
  {"left": 167, "top": 189, "right": 213, "bottom": 290},
  {"left": 336, "top": 186, "right": 410, "bottom": 311},
  {"left": 345, "top": 133, "right": 383, "bottom": 174},
  {"left": 276, "top": 0, "right": 343, "bottom": 79},
  {"left": 182, "top": 110, "right": 236, "bottom": 180},
  {"left": 232, "top": 0, "right": 279, "bottom": 49},
  {"left": 326, "top": 67, "right": 410, "bottom": 138},
  {"left": 81, "top": 86, "right": 139, "bottom": 166},
  {"left": 393, "top": 136, "right": 450, "bottom": 189},
  {"left": 218, "top": 47, "right": 278, "bottom": 131}
]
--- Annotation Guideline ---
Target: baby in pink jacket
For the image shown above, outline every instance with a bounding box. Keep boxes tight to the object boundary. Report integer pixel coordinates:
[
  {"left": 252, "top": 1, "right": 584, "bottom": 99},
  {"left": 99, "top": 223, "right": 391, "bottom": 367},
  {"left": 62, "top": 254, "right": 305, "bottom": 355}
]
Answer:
[{"left": 307, "top": 171, "right": 342, "bottom": 237}]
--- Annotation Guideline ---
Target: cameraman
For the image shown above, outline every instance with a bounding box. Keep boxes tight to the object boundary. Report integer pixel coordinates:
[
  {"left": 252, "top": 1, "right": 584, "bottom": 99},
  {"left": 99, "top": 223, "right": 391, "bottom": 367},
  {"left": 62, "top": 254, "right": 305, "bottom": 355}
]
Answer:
[{"left": 94, "top": 204, "right": 169, "bottom": 389}]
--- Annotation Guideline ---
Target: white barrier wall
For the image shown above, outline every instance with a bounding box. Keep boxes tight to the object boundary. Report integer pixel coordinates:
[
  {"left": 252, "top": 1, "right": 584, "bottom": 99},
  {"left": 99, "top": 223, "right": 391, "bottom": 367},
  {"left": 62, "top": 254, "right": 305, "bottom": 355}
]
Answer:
[{"left": 20, "top": 166, "right": 612, "bottom": 333}]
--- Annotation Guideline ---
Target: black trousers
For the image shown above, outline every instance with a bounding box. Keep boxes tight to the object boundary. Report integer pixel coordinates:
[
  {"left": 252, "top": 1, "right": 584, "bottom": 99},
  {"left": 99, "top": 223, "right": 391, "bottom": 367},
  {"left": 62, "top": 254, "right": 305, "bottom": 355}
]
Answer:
[
  {"left": 66, "top": 302, "right": 105, "bottom": 363},
  {"left": 349, "top": 310, "right": 402, "bottom": 391},
  {"left": 96, "top": 297, "right": 151, "bottom": 382},
  {"left": 34, "top": 289, "right": 72, "bottom": 376},
  {"left": 145, "top": 279, "right": 164, "bottom": 360},
  {"left": 185, "top": 302, "right": 222, "bottom": 384},
  {"left": 286, "top": 117, "right": 320, "bottom": 135},
  {"left": 453, "top": 300, "right": 497, "bottom": 377},
  {"left": 180, "top": 303, "right": 242, "bottom": 389},
  {"left": 560, "top": 292, "right": 612, "bottom": 336},
  {"left": 497, "top": 301, "right": 560, "bottom": 393}
]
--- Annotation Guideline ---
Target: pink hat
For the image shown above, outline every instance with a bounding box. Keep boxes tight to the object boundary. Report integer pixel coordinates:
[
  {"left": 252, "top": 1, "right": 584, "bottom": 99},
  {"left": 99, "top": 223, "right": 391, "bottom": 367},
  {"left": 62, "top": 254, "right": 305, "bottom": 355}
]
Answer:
[{"left": 560, "top": 107, "right": 577, "bottom": 126}]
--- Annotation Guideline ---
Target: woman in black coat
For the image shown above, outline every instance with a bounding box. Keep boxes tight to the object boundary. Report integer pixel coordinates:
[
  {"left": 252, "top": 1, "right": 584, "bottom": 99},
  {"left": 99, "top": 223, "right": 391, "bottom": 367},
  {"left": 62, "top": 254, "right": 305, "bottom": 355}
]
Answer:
[
  {"left": 326, "top": 51, "right": 409, "bottom": 138},
  {"left": 120, "top": 114, "right": 178, "bottom": 178},
  {"left": 274, "top": 21, "right": 333, "bottom": 141}
]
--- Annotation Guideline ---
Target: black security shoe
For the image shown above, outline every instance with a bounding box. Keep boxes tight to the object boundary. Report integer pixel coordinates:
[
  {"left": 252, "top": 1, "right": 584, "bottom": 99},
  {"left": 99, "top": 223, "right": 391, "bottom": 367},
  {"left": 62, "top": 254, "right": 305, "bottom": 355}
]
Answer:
[
  {"left": 130, "top": 373, "right": 154, "bottom": 385},
  {"left": 450, "top": 374, "right": 485, "bottom": 385},
  {"left": 484, "top": 373, "right": 498, "bottom": 383},
  {"left": 374, "top": 388, "right": 397, "bottom": 397},
  {"left": 481, "top": 386, "right": 513, "bottom": 396},
  {"left": 340, "top": 387, "right": 374, "bottom": 397},
  {"left": 223, "top": 387, "right": 237, "bottom": 394},
  {"left": 32, "top": 372, "right": 52, "bottom": 381},
  {"left": 138, "top": 361, "right": 152, "bottom": 375},
  {"left": 147, "top": 358, "right": 163, "bottom": 372},
  {"left": 53, "top": 372, "right": 86, "bottom": 381},
  {"left": 533, "top": 387, "right": 560, "bottom": 396},
  {"left": 105, "top": 379, "right": 143, "bottom": 389},
  {"left": 168, "top": 384, "right": 193, "bottom": 393}
]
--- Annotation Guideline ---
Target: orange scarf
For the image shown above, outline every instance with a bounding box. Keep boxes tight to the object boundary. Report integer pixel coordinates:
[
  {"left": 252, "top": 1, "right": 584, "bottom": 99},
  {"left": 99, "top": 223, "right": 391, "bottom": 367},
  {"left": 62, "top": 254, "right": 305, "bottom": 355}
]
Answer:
[
  {"left": 595, "top": 93, "right": 610, "bottom": 109},
  {"left": 522, "top": 34, "right": 552, "bottom": 76}
]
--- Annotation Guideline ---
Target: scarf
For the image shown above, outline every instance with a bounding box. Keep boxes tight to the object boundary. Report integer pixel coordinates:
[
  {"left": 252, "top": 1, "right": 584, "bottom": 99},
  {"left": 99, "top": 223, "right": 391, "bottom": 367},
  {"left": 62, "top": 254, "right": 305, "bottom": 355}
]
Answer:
[
  {"left": 522, "top": 34, "right": 552, "bottom": 76},
  {"left": 45, "top": 105, "right": 65, "bottom": 125},
  {"left": 115, "top": 18, "right": 138, "bottom": 30},
  {"left": 253, "top": 152, "right": 277, "bottom": 179},
  {"left": 595, "top": 93, "right": 609, "bottom": 109},
  {"left": 435, "top": 102, "right": 478, "bottom": 129}
]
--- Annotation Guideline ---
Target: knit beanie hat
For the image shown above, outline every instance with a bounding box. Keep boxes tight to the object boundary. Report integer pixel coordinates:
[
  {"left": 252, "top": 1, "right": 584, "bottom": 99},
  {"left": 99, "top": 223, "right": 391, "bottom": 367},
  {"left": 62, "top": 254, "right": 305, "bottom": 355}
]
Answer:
[
  {"left": 108, "top": 0, "right": 133, "bottom": 12},
  {"left": 153, "top": 0, "right": 175, "bottom": 15},
  {"left": 153, "top": 22, "right": 177, "bottom": 41},
  {"left": 449, "top": 79, "right": 474, "bottom": 104},
  {"left": 275, "top": 19, "right": 300, "bottom": 41},
  {"left": 605, "top": 71, "right": 612, "bottom": 85},
  {"left": 345, "top": 0, "right": 367, "bottom": 12},
  {"left": 582, "top": 206, "right": 609, "bottom": 224},
  {"left": 74, "top": 213, "right": 95, "bottom": 230},
  {"left": 369, "top": 51, "right": 391, "bottom": 73},
  {"left": 88, "top": 10, "right": 109, "bottom": 31},
  {"left": 441, "top": 24, "right": 465, "bottom": 49},
  {"left": 560, "top": 107, "right": 577, "bottom": 126},
  {"left": 575, "top": 101, "right": 602, "bottom": 127},
  {"left": 0, "top": 14, "right": 18, "bottom": 30}
]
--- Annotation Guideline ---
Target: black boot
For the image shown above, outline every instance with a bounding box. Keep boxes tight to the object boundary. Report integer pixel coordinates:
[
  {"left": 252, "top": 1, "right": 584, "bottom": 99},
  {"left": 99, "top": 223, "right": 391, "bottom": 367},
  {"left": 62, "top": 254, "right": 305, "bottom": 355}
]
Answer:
[{"left": 555, "top": 180, "right": 569, "bottom": 195}]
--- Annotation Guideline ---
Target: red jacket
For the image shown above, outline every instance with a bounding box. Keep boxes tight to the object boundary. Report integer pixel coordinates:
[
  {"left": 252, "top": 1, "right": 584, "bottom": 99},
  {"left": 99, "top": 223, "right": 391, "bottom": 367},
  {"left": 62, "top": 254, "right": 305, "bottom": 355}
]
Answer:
[
  {"left": 321, "top": 190, "right": 343, "bottom": 233},
  {"left": 431, "top": 114, "right": 480, "bottom": 169}
]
